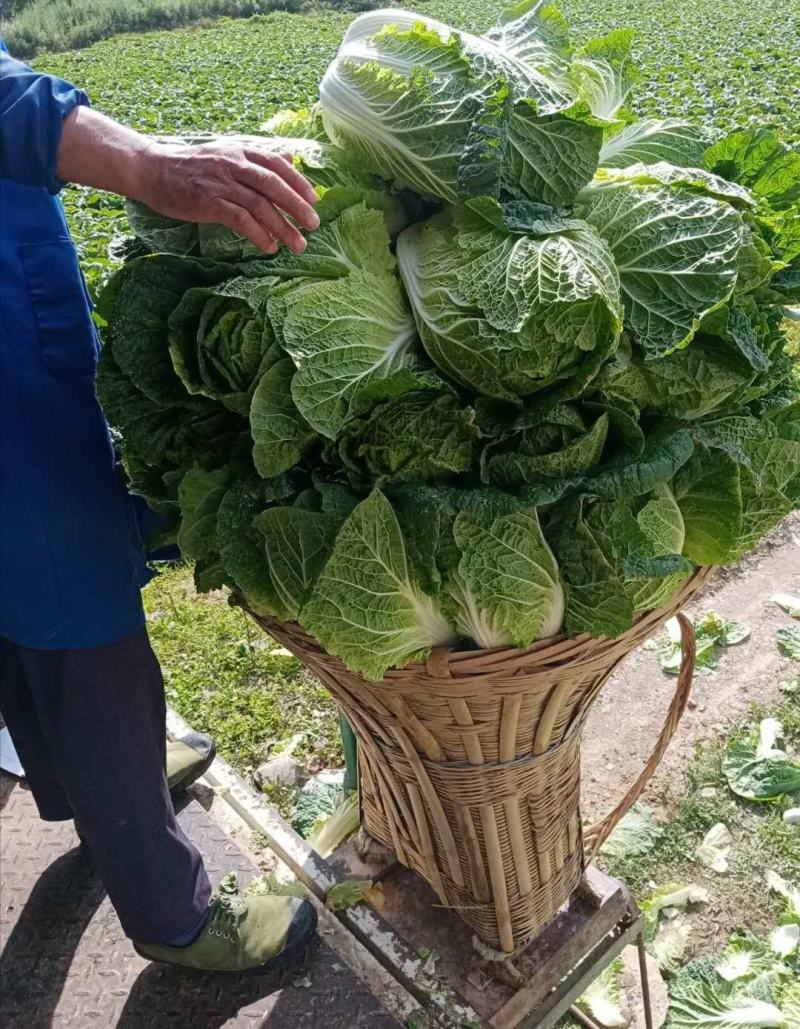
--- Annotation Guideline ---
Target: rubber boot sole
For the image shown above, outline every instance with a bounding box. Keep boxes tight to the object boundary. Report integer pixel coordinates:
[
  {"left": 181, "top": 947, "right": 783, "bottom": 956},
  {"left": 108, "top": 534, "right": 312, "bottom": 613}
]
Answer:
[{"left": 133, "top": 936, "right": 318, "bottom": 977}]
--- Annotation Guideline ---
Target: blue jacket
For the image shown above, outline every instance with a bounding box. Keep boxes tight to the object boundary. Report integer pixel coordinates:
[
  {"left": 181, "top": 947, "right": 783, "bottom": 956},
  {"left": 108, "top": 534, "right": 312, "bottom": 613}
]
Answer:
[{"left": 0, "top": 45, "right": 150, "bottom": 648}]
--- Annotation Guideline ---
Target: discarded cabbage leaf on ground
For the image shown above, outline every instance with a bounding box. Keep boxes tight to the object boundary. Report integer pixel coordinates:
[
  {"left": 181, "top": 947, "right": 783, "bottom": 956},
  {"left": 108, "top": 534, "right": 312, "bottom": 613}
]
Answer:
[
  {"left": 723, "top": 719, "right": 800, "bottom": 802},
  {"left": 664, "top": 917, "right": 800, "bottom": 1029},
  {"left": 600, "top": 804, "right": 663, "bottom": 859},
  {"left": 767, "top": 870, "right": 800, "bottom": 921},
  {"left": 777, "top": 624, "right": 800, "bottom": 661},
  {"left": 307, "top": 790, "right": 360, "bottom": 857},
  {"left": 658, "top": 612, "right": 749, "bottom": 675},
  {"left": 652, "top": 918, "right": 693, "bottom": 974},
  {"left": 772, "top": 594, "right": 800, "bottom": 619},
  {"left": 325, "top": 879, "right": 373, "bottom": 911},
  {"left": 695, "top": 823, "right": 732, "bottom": 874},
  {"left": 576, "top": 958, "right": 626, "bottom": 1027},
  {"left": 641, "top": 884, "right": 710, "bottom": 938}
]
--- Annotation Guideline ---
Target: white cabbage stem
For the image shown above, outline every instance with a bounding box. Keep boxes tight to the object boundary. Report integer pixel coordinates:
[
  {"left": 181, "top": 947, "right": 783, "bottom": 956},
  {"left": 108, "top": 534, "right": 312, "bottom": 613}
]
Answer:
[
  {"left": 408, "top": 590, "right": 456, "bottom": 648},
  {"left": 452, "top": 580, "right": 512, "bottom": 649},
  {"left": 449, "top": 574, "right": 565, "bottom": 650}
]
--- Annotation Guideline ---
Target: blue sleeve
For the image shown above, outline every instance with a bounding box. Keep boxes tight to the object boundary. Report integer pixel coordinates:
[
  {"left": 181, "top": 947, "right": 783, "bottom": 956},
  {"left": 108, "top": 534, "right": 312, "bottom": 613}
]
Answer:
[{"left": 0, "top": 46, "right": 90, "bottom": 193}]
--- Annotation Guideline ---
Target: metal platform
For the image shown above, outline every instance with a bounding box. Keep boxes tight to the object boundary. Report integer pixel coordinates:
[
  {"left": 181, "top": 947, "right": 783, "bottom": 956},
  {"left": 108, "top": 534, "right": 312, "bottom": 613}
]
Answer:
[
  {"left": 0, "top": 779, "right": 399, "bottom": 1029},
  {"left": 330, "top": 841, "right": 648, "bottom": 1029}
]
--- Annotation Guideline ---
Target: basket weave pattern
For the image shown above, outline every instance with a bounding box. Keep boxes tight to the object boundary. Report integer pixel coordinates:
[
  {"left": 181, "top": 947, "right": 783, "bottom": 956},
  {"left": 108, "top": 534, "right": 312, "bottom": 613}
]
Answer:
[{"left": 250, "top": 566, "right": 712, "bottom": 951}]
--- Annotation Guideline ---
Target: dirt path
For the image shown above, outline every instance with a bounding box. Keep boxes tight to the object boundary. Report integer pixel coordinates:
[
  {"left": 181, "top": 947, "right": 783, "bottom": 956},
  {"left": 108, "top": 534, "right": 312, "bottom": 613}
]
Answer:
[{"left": 581, "top": 513, "right": 800, "bottom": 823}]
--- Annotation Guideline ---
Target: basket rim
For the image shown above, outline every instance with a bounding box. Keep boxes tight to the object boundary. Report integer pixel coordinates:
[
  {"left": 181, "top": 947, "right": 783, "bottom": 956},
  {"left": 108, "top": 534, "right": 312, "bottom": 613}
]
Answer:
[{"left": 244, "top": 566, "right": 714, "bottom": 683}]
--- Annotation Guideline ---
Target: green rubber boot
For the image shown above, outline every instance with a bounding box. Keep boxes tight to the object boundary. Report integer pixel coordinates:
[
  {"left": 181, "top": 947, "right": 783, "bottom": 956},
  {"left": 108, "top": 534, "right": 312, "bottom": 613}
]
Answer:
[
  {"left": 134, "top": 891, "right": 317, "bottom": 972},
  {"left": 166, "top": 732, "right": 216, "bottom": 794}
]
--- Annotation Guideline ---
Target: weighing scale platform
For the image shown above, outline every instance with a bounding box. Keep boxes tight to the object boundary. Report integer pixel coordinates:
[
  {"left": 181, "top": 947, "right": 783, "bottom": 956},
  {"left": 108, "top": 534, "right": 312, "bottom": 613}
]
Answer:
[{"left": 330, "top": 837, "right": 650, "bottom": 1029}]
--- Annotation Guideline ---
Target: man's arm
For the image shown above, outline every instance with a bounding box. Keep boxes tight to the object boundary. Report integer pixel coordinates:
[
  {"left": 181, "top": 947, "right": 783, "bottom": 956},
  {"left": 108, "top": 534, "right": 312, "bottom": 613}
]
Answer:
[
  {"left": 0, "top": 49, "right": 318, "bottom": 254},
  {"left": 0, "top": 47, "right": 89, "bottom": 192}
]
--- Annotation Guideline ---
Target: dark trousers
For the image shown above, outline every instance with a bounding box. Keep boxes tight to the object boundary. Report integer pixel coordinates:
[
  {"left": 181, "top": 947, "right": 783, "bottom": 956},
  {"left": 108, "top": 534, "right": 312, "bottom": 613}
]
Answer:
[{"left": 0, "top": 631, "right": 211, "bottom": 944}]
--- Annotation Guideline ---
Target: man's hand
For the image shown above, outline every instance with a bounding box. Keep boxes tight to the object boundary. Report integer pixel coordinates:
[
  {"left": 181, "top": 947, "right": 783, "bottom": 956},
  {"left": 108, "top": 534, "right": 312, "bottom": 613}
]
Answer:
[
  {"left": 136, "top": 140, "right": 319, "bottom": 254},
  {"left": 56, "top": 108, "right": 319, "bottom": 254}
]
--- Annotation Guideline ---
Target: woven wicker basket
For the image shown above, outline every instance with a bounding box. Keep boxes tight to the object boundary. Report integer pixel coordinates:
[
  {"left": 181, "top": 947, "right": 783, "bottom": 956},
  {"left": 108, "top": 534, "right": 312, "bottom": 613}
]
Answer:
[{"left": 248, "top": 566, "right": 712, "bottom": 952}]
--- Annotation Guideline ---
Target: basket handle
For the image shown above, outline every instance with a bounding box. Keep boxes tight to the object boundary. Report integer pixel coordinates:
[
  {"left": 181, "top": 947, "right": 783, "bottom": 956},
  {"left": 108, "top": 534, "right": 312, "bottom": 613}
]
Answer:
[{"left": 583, "top": 611, "right": 697, "bottom": 860}]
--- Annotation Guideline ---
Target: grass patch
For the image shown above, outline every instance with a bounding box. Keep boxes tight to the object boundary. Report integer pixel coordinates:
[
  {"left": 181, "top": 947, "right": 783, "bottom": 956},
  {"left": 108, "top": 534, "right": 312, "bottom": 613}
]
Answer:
[
  {"left": 143, "top": 562, "right": 343, "bottom": 776},
  {"left": 600, "top": 700, "right": 800, "bottom": 940},
  {"left": 4, "top": 0, "right": 374, "bottom": 59}
]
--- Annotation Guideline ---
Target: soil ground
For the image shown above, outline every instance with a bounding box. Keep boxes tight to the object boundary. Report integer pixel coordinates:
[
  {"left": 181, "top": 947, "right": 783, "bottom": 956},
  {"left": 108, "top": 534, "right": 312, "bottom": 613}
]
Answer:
[
  {"left": 580, "top": 513, "right": 800, "bottom": 954},
  {"left": 582, "top": 513, "right": 800, "bottom": 819}
]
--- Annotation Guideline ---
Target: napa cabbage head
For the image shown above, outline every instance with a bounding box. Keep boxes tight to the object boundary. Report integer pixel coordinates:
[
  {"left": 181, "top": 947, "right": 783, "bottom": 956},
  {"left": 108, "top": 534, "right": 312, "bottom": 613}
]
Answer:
[
  {"left": 301, "top": 488, "right": 566, "bottom": 677},
  {"left": 396, "top": 198, "right": 622, "bottom": 403},
  {"left": 446, "top": 506, "right": 565, "bottom": 649},
  {"left": 389, "top": 485, "right": 566, "bottom": 651},
  {"left": 339, "top": 6, "right": 574, "bottom": 113},
  {"left": 301, "top": 489, "right": 456, "bottom": 679},
  {"left": 320, "top": 6, "right": 630, "bottom": 206},
  {"left": 546, "top": 486, "right": 693, "bottom": 638},
  {"left": 337, "top": 389, "right": 478, "bottom": 486},
  {"left": 168, "top": 277, "right": 273, "bottom": 416},
  {"left": 479, "top": 396, "right": 640, "bottom": 491},
  {"left": 577, "top": 170, "right": 745, "bottom": 357},
  {"left": 320, "top": 17, "right": 509, "bottom": 205}
]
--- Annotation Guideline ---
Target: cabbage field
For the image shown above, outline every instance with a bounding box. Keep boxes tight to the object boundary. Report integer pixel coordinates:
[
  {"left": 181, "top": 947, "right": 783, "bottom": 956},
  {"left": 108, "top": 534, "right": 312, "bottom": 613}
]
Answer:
[{"left": 35, "top": 1, "right": 800, "bottom": 141}]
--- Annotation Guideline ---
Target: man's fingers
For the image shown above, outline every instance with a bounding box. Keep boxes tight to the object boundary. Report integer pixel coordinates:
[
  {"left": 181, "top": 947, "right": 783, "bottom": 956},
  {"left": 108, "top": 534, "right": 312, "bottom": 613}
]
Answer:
[
  {"left": 213, "top": 198, "right": 278, "bottom": 255},
  {"left": 243, "top": 149, "right": 319, "bottom": 210},
  {"left": 227, "top": 183, "right": 308, "bottom": 253},
  {"left": 234, "top": 159, "right": 319, "bottom": 232},
  {"left": 155, "top": 142, "right": 319, "bottom": 253}
]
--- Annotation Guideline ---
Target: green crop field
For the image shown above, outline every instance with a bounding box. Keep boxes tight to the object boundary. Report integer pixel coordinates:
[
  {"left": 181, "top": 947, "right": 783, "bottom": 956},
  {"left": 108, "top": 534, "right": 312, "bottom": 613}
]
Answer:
[
  {"left": 3, "top": 0, "right": 354, "bottom": 58},
  {"left": 36, "top": 1, "right": 799, "bottom": 139},
  {"left": 30, "top": 0, "right": 800, "bottom": 299}
]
